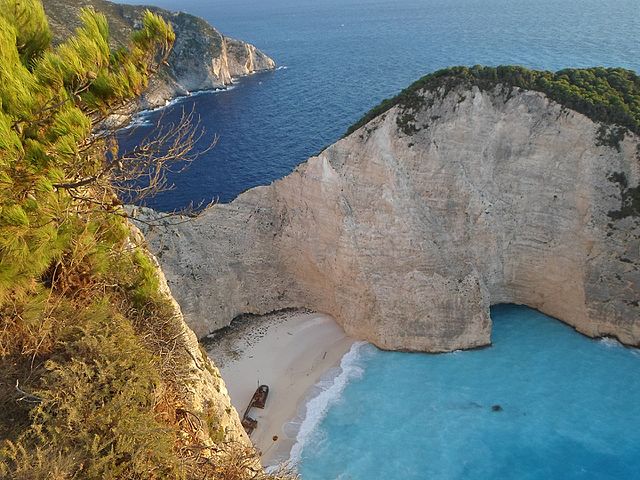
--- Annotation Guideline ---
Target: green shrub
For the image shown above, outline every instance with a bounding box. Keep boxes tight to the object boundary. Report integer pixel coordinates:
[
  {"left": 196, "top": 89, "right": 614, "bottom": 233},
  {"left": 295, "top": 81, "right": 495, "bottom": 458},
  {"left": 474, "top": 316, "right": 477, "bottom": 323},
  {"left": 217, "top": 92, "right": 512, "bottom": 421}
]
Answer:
[{"left": 2, "top": 301, "right": 182, "bottom": 480}]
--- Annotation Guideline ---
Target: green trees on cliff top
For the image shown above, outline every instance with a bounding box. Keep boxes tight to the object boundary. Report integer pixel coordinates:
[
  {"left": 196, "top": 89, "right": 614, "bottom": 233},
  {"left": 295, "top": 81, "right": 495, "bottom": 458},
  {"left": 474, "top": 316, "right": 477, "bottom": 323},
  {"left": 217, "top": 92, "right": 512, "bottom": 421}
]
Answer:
[{"left": 347, "top": 65, "right": 640, "bottom": 139}]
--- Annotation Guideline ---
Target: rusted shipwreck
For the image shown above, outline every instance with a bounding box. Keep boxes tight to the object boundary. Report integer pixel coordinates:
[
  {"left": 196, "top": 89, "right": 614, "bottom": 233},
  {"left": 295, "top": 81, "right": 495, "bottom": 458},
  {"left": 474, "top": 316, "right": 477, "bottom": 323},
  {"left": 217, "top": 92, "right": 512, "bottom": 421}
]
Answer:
[{"left": 241, "top": 385, "right": 269, "bottom": 435}]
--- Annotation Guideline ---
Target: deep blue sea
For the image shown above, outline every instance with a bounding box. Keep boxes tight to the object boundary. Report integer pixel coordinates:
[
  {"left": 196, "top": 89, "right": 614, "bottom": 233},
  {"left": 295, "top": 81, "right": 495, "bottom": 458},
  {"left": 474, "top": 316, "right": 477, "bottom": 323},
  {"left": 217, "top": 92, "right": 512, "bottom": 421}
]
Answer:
[
  {"left": 118, "top": 0, "right": 640, "bottom": 211},
  {"left": 115, "top": 1, "right": 640, "bottom": 477},
  {"left": 293, "top": 306, "right": 640, "bottom": 480}
]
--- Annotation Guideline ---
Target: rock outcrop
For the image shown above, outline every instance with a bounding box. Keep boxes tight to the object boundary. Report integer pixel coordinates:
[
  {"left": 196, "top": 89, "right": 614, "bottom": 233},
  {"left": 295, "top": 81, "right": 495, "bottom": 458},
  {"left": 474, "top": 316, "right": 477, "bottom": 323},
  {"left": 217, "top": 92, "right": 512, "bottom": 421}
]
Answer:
[
  {"left": 135, "top": 74, "right": 640, "bottom": 352},
  {"left": 129, "top": 223, "right": 252, "bottom": 452},
  {"left": 42, "top": 0, "right": 275, "bottom": 109}
]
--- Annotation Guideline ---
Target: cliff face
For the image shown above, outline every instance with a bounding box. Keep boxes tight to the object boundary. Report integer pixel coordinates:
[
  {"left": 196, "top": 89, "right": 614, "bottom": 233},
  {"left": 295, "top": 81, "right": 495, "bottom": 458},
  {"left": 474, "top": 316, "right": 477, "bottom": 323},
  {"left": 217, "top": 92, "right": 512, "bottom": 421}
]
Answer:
[
  {"left": 136, "top": 84, "right": 640, "bottom": 352},
  {"left": 42, "top": 0, "right": 275, "bottom": 108},
  {"left": 128, "top": 224, "right": 252, "bottom": 452}
]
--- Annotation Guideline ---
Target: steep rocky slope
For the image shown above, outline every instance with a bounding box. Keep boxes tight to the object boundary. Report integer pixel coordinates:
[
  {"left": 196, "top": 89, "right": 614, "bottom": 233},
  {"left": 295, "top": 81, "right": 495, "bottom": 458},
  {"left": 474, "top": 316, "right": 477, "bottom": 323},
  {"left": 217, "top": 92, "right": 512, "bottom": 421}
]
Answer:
[
  {"left": 136, "top": 68, "right": 640, "bottom": 352},
  {"left": 0, "top": 4, "right": 281, "bottom": 475},
  {"left": 42, "top": 0, "right": 275, "bottom": 108},
  {"left": 131, "top": 225, "right": 252, "bottom": 452}
]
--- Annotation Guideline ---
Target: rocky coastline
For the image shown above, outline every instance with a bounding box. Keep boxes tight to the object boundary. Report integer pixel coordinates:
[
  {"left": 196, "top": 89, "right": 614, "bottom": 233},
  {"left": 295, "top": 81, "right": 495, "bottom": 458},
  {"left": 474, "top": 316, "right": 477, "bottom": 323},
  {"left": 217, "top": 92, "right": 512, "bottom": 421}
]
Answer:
[
  {"left": 42, "top": 0, "right": 276, "bottom": 109},
  {"left": 135, "top": 73, "right": 640, "bottom": 352}
]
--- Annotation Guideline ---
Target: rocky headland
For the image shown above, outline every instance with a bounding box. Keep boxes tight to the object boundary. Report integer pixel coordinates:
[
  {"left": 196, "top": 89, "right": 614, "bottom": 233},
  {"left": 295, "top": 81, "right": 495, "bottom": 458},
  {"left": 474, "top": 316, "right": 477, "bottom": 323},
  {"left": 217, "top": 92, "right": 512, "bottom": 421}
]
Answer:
[
  {"left": 42, "top": 0, "right": 276, "bottom": 109},
  {"left": 136, "top": 66, "right": 640, "bottom": 352}
]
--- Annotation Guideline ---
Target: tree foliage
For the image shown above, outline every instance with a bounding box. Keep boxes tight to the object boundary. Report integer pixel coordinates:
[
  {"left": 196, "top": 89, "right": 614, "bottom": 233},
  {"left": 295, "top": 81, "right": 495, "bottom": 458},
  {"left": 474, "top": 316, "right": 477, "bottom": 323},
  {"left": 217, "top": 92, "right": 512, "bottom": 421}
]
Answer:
[
  {"left": 346, "top": 65, "right": 640, "bottom": 140},
  {"left": 0, "top": 0, "right": 174, "bottom": 305},
  {"left": 0, "top": 2, "right": 292, "bottom": 478}
]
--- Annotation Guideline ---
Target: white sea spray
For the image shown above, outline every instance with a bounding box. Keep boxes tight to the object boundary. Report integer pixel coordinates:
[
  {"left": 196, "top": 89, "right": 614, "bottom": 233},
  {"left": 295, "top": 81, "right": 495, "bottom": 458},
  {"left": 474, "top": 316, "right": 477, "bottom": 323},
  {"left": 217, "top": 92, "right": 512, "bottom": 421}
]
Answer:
[
  {"left": 123, "top": 86, "right": 236, "bottom": 130},
  {"left": 287, "top": 341, "right": 368, "bottom": 466},
  {"left": 599, "top": 337, "right": 623, "bottom": 348}
]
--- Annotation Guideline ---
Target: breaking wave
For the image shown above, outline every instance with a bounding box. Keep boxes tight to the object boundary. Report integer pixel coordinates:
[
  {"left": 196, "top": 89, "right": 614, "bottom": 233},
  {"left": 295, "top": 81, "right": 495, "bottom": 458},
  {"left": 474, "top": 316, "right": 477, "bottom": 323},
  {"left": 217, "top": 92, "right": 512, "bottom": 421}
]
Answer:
[
  {"left": 286, "top": 341, "right": 368, "bottom": 466},
  {"left": 122, "top": 86, "right": 237, "bottom": 130}
]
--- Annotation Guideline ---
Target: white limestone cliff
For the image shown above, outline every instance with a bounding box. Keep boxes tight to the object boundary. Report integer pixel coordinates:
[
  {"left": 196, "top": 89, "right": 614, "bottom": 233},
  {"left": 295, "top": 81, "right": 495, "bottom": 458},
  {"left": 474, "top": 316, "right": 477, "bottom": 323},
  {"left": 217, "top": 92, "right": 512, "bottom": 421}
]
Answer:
[
  {"left": 141, "top": 15, "right": 275, "bottom": 108},
  {"left": 135, "top": 84, "right": 640, "bottom": 352}
]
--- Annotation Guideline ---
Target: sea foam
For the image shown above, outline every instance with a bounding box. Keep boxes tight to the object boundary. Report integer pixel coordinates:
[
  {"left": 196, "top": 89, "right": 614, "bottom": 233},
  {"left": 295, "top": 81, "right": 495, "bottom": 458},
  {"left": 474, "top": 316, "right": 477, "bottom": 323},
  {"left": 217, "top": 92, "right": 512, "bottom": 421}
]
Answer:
[
  {"left": 287, "top": 341, "right": 368, "bottom": 466},
  {"left": 123, "top": 86, "right": 236, "bottom": 130},
  {"left": 599, "top": 337, "right": 624, "bottom": 348},
  {"left": 297, "top": 305, "right": 640, "bottom": 479}
]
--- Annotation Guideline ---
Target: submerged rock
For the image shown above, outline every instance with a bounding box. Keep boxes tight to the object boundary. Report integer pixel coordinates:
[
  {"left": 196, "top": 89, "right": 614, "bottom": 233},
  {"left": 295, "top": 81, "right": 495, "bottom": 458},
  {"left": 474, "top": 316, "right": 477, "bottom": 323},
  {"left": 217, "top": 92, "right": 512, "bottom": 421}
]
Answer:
[{"left": 136, "top": 69, "right": 640, "bottom": 352}]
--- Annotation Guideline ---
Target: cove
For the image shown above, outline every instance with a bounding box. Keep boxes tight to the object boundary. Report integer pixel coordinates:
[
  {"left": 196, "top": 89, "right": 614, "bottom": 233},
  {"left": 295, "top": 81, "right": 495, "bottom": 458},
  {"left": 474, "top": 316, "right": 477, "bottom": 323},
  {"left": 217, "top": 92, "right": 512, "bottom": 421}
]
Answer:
[{"left": 296, "top": 305, "right": 640, "bottom": 479}]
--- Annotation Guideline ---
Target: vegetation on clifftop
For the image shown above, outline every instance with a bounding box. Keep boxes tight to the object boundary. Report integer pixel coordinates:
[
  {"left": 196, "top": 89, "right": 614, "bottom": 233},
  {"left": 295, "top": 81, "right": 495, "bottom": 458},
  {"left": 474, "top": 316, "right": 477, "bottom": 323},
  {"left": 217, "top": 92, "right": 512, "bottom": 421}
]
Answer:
[
  {"left": 346, "top": 65, "right": 640, "bottom": 141},
  {"left": 0, "top": 1, "right": 293, "bottom": 478}
]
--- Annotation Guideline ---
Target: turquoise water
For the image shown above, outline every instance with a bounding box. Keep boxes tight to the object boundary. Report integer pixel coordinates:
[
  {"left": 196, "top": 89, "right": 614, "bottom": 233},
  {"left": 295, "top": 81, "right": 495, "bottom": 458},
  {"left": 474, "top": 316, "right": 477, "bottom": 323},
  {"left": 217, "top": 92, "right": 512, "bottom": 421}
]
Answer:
[{"left": 296, "top": 305, "right": 640, "bottom": 479}]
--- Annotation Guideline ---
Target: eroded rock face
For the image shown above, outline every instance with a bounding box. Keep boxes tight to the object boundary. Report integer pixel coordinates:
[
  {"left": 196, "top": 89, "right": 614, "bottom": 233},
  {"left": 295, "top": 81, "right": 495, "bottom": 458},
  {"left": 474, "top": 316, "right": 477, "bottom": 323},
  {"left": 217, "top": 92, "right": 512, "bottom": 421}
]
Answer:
[
  {"left": 43, "top": 0, "right": 275, "bottom": 109},
  {"left": 128, "top": 224, "right": 251, "bottom": 450},
  {"left": 136, "top": 85, "right": 640, "bottom": 352},
  {"left": 140, "top": 13, "right": 275, "bottom": 108}
]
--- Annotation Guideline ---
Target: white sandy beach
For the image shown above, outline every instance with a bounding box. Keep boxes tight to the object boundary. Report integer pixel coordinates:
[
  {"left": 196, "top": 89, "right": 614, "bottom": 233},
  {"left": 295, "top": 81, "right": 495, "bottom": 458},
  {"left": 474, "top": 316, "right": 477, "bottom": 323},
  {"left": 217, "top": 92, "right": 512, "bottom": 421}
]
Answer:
[{"left": 206, "top": 310, "right": 354, "bottom": 466}]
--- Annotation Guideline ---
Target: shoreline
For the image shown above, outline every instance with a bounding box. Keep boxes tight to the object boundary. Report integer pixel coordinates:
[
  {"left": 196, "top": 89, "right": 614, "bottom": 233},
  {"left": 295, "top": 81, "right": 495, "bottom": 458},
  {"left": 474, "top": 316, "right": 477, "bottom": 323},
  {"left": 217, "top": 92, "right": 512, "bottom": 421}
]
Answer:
[
  {"left": 122, "top": 86, "right": 236, "bottom": 130},
  {"left": 124, "top": 66, "right": 288, "bottom": 129},
  {"left": 205, "top": 310, "right": 355, "bottom": 466}
]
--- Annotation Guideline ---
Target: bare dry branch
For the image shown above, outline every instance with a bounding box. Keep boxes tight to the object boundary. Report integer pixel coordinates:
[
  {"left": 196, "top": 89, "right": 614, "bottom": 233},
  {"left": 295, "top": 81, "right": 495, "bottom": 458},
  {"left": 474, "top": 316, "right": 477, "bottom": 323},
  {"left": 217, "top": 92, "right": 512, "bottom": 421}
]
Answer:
[
  {"left": 52, "top": 104, "right": 215, "bottom": 218},
  {"left": 15, "top": 380, "right": 42, "bottom": 404}
]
